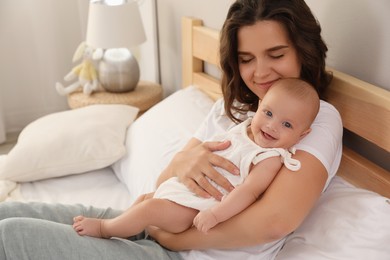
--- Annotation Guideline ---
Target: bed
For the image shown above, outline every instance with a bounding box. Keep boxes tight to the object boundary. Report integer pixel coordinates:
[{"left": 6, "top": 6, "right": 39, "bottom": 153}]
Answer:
[{"left": 1, "top": 16, "right": 390, "bottom": 259}]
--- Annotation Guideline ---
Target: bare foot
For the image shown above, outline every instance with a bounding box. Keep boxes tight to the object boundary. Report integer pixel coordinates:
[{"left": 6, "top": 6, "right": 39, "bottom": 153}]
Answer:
[{"left": 72, "top": 215, "right": 104, "bottom": 238}]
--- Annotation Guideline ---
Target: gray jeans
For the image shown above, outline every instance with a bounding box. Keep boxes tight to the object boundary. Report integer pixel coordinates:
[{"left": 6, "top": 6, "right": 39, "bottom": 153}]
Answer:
[{"left": 0, "top": 201, "right": 183, "bottom": 260}]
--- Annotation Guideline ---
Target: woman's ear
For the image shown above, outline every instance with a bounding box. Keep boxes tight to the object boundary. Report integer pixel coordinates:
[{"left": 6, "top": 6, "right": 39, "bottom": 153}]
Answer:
[{"left": 299, "top": 128, "right": 312, "bottom": 140}]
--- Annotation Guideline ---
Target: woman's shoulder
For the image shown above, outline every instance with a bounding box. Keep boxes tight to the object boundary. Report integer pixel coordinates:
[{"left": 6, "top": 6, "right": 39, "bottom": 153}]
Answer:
[
  {"left": 212, "top": 98, "right": 255, "bottom": 121},
  {"left": 316, "top": 100, "right": 342, "bottom": 127},
  {"left": 212, "top": 98, "right": 225, "bottom": 114},
  {"left": 307, "top": 100, "right": 343, "bottom": 143},
  {"left": 294, "top": 100, "right": 343, "bottom": 185},
  {"left": 318, "top": 100, "right": 339, "bottom": 114}
]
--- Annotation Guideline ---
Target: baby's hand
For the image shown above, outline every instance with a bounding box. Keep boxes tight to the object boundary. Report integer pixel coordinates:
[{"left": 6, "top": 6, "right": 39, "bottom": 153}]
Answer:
[{"left": 193, "top": 209, "right": 218, "bottom": 233}]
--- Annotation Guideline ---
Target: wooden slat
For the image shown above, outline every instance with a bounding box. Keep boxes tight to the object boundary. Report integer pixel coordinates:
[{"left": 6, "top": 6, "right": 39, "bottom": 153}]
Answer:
[
  {"left": 193, "top": 25, "right": 219, "bottom": 67},
  {"left": 337, "top": 146, "right": 390, "bottom": 198},
  {"left": 193, "top": 72, "right": 221, "bottom": 101},
  {"left": 182, "top": 17, "right": 203, "bottom": 88},
  {"left": 325, "top": 68, "right": 390, "bottom": 152}
]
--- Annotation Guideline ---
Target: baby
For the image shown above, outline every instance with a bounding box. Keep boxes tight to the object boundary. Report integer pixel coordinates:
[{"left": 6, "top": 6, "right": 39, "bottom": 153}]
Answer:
[{"left": 73, "top": 78, "right": 320, "bottom": 238}]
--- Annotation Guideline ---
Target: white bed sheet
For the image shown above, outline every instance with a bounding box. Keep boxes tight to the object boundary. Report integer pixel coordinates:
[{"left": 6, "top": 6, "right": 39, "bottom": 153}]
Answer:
[{"left": 18, "top": 167, "right": 131, "bottom": 210}]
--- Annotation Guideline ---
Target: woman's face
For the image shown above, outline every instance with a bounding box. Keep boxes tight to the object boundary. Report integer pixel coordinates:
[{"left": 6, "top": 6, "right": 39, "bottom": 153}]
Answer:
[{"left": 237, "top": 20, "right": 301, "bottom": 99}]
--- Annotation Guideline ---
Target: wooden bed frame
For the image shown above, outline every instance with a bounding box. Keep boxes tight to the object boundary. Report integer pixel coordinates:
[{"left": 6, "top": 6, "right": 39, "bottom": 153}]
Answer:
[{"left": 181, "top": 17, "right": 390, "bottom": 198}]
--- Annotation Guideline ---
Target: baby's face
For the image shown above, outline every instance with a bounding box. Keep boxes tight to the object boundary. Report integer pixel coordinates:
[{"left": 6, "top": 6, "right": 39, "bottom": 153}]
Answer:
[{"left": 250, "top": 88, "right": 312, "bottom": 149}]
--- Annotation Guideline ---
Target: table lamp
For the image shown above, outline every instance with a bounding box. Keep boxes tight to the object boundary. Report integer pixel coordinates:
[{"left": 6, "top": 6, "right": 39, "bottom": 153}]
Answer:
[{"left": 86, "top": 0, "right": 146, "bottom": 92}]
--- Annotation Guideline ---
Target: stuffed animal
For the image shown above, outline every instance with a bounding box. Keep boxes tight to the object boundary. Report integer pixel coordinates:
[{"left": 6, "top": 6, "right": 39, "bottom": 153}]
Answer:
[{"left": 55, "top": 42, "right": 103, "bottom": 96}]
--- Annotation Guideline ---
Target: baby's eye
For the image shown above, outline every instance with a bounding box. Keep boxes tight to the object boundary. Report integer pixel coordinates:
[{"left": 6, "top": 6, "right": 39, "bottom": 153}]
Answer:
[
  {"left": 264, "top": 110, "right": 272, "bottom": 117},
  {"left": 282, "top": 121, "right": 293, "bottom": 129}
]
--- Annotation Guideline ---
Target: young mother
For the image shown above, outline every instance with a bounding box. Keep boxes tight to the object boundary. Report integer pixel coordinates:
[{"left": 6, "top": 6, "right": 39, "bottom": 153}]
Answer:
[{"left": 0, "top": 0, "right": 342, "bottom": 259}]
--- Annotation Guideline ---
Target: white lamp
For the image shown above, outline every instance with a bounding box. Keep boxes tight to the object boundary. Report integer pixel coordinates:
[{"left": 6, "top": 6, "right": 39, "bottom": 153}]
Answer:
[{"left": 86, "top": 0, "right": 146, "bottom": 92}]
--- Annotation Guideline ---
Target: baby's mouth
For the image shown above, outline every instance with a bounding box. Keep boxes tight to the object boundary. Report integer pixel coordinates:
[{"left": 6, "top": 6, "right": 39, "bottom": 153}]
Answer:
[{"left": 261, "top": 130, "right": 276, "bottom": 140}]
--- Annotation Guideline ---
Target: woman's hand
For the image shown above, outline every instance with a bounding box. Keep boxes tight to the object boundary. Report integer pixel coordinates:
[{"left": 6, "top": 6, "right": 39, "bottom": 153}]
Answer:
[{"left": 157, "top": 139, "right": 239, "bottom": 200}]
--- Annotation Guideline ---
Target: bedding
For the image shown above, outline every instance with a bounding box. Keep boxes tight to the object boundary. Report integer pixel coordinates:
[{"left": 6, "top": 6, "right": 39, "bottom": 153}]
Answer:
[
  {"left": 112, "top": 86, "right": 214, "bottom": 204},
  {"left": 1, "top": 86, "right": 389, "bottom": 259},
  {"left": 276, "top": 176, "right": 390, "bottom": 259}
]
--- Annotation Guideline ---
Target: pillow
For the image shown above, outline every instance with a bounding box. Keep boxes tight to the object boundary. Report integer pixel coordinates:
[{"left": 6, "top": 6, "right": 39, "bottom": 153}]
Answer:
[
  {"left": 276, "top": 176, "right": 390, "bottom": 260},
  {"left": 0, "top": 104, "right": 139, "bottom": 182},
  {"left": 112, "top": 86, "right": 214, "bottom": 204}
]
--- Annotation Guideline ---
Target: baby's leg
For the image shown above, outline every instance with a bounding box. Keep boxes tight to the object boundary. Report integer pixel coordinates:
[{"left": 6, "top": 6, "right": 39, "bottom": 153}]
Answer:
[
  {"left": 73, "top": 193, "right": 155, "bottom": 238},
  {"left": 74, "top": 198, "right": 198, "bottom": 238}
]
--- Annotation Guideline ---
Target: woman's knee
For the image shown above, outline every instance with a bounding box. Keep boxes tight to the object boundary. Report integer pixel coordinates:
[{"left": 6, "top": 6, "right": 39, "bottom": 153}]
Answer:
[
  {"left": 0, "top": 218, "right": 29, "bottom": 236},
  {"left": 0, "top": 201, "right": 47, "bottom": 220},
  {"left": 0, "top": 201, "right": 23, "bottom": 219}
]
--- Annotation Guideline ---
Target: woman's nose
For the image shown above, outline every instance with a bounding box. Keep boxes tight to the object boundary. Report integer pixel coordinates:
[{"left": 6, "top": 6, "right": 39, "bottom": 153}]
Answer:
[{"left": 254, "top": 60, "right": 270, "bottom": 78}]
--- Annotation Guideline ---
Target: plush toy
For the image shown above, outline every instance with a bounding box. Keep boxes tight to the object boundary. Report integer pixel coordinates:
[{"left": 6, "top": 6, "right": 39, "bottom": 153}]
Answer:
[{"left": 55, "top": 42, "right": 103, "bottom": 96}]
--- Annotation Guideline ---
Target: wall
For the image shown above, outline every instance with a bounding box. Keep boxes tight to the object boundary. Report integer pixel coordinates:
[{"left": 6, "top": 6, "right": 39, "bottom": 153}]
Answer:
[
  {"left": 305, "top": 0, "right": 390, "bottom": 90},
  {"left": 156, "top": 0, "right": 390, "bottom": 169},
  {"left": 0, "top": 1, "right": 82, "bottom": 132}
]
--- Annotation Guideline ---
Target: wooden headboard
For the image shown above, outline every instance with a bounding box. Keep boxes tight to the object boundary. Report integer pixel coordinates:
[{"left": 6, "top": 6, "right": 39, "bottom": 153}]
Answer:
[{"left": 181, "top": 16, "right": 390, "bottom": 198}]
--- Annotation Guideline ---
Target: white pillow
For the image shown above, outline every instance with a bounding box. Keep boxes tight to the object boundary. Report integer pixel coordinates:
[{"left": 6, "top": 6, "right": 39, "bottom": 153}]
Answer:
[
  {"left": 0, "top": 104, "right": 139, "bottom": 182},
  {"left": 112, "top": 86, "right": 214, "bottom": 204},
  {"left": 276, "top": 176, "right": 390, "bottom": 260}
]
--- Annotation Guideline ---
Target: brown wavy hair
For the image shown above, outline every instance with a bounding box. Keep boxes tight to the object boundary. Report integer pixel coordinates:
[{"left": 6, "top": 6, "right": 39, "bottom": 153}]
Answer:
[{"left": 220, "top": 0, "right": 332, "bottom": 123}]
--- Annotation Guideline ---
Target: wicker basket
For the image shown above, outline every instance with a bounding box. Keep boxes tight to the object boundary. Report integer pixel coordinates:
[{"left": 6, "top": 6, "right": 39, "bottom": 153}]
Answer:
[{"left": 67, "top": 81, "right": 163, "bottom": 112}]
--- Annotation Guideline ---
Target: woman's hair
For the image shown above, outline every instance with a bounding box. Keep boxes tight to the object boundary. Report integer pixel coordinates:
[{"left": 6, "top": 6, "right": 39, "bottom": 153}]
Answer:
[{"left": 220, "top": 0, "right": 332, "bottom": 123}]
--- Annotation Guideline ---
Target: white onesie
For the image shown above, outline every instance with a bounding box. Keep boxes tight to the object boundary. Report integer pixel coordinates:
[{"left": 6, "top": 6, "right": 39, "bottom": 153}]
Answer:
[{"left": 153, "top": 118, "right": 300, "bottom": 211}]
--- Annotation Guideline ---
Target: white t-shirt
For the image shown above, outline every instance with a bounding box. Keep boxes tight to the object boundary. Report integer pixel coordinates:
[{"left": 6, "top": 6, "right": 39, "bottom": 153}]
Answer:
[{"left": 180, "top": 98, "right": 343, "bottom": 260}]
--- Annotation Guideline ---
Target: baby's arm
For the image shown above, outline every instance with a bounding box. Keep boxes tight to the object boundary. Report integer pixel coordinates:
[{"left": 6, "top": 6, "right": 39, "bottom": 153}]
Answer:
[{"left": 193, "top": 156, "right": 282, "bottom": 233}]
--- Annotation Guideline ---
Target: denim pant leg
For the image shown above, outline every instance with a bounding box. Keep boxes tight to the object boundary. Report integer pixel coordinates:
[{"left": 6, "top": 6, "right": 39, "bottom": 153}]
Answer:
[{"left": 0, "top": 202, "right": 183, "bottom": 260}]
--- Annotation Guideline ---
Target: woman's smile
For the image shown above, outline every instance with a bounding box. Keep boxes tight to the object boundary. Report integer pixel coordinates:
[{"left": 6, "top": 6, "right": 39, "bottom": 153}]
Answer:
[{"left": 254, "top": 79, "right": 279, "bottom": 91}]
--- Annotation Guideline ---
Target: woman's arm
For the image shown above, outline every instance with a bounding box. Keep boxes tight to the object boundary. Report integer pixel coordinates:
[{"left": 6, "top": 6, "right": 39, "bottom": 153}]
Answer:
[
  {"left": 156, "top": 137, "right": 240, "bottom": 200},
  {"left": 148, "top": 150, "right": 327, "bottom": 250}
]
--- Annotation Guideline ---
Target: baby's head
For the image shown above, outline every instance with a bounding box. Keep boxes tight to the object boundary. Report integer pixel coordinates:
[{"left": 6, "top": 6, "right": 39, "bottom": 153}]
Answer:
[{"left": 251, "top": 78, "right": 320, "bottom": 149}]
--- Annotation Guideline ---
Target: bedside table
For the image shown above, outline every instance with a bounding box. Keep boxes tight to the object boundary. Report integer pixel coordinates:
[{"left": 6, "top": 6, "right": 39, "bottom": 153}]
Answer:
[{"left": 67, "top": 81, "right": 163, "bottom": 114}]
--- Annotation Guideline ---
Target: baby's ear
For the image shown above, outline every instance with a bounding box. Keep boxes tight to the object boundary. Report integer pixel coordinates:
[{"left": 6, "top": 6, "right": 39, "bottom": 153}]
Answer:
[{"left": 299, "top": 128, "right": 312, "bottom": 140}]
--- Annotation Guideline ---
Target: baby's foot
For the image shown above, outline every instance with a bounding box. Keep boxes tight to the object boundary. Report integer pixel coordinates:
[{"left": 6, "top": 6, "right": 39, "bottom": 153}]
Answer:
[{"left": 73, "top": 215, "right": 104, "bottom": 238}]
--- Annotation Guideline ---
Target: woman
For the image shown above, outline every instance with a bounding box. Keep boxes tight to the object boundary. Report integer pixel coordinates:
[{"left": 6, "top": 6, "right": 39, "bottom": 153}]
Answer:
[{"left": 0, "top": 0, "right": 342, "bottom": 259}]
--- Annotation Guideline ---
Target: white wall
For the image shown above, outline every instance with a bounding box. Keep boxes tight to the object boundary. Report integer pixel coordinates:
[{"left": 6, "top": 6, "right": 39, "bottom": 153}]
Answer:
[
  {"left": 0, "top": 1, "right": 81, "bottom": 132},
  {"left": 305, "top": 0, "right": 390, "bottom": 91}
]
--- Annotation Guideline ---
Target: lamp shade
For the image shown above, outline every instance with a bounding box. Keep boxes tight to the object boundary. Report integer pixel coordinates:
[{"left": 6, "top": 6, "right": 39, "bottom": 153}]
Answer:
[{"left": 86, "top": 1, "right": 146, "bottom": 49}]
